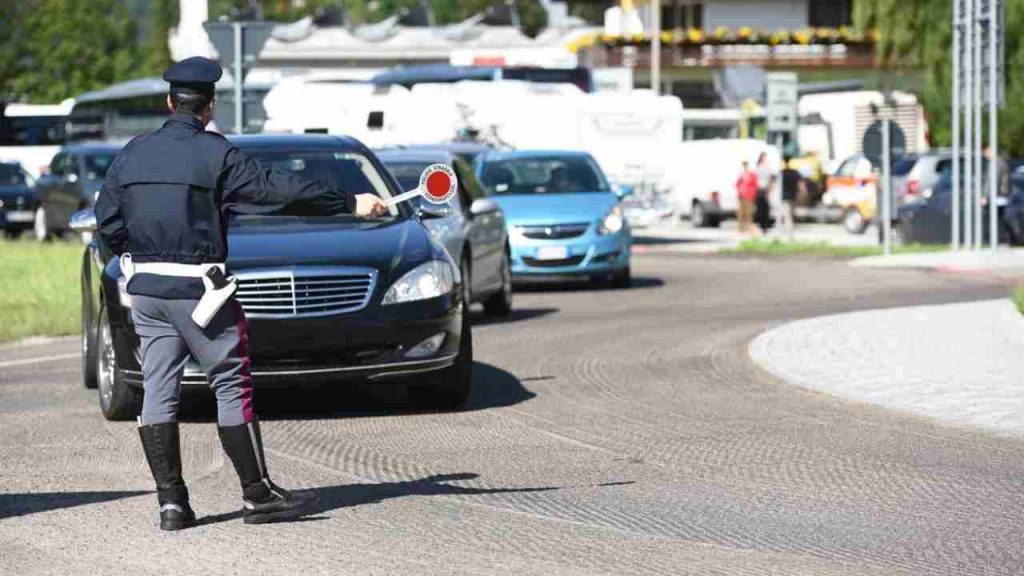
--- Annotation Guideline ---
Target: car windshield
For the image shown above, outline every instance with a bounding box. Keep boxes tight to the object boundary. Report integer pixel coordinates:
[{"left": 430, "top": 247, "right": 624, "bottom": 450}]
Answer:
[
  {"left": 479, "top": 155, "right": 609, "bottom": 195},
  {"left": 382, "top": 160, "right": 431, "bottom": 192},
  {"left": 247, "top": 150, "right": 398, "bottom": 218},
  {"left": 0, "top": 164, "right": 27, "bottom": 186},
  {"left": 84, "top": 153, "right": 116, "bottom": 180}
]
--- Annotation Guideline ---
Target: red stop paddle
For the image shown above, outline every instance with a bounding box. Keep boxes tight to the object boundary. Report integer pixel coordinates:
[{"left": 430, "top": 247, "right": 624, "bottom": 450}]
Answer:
[{"left": 385, "top": 163, "right": 458, "bottom": 206}]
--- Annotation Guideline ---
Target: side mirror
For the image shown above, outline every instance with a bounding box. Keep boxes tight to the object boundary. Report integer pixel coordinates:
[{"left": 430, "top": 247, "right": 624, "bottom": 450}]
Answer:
[
  {"left": 615, "top": 185, "right": 635, "bottom": 198},
  {"left": 69, "top": 209, "right": 97, "bottom": 233},
  {"left": 418, "top": 203, "right": 453, "bottom": 220},
  {"left": 469, "top": 198, "right": 499, "bottom": 216}
]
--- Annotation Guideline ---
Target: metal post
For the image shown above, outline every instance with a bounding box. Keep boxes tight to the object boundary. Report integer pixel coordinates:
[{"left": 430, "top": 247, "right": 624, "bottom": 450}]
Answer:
[
  {"left": 951, "top": 1, "right": 961, "bottom": 250},
  {"left": 988, "top": 1, "right": 999, "bottom": 251},
  {"left": 651, "top": 0, "right": 661, "bottom": 94},
  {"left": 233, "top": 21, "right": 243, "bottom": 134},
  {"left": 882, "top": 118, "right": 892, "bottom": 255},
  {"left": 964, "top": 0, "right": 974, "bottom": 249},
  {"left": 973, "top": 0, "right": 983, "bottom": 250}
]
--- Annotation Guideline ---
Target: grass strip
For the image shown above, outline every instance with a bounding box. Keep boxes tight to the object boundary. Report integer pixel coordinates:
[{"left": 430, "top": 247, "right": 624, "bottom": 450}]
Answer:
[
  {"left": 0, "top": 240, "right": 83, "bottom": 342},
  {"left": 721, "top": 238, "right": 946, "bottom": 258}
]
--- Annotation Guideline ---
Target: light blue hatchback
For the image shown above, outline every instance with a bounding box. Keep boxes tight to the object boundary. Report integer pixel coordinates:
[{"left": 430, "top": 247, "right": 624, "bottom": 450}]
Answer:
[{"left": 475, "top": 150, "right": 631, "bottom": 286}]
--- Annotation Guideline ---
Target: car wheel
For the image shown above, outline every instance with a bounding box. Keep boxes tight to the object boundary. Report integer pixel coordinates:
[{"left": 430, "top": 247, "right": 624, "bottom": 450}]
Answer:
[
  {"left": 843, "top": 207, "right": 868, "bottom": 235},
  {"left": 81, "top": 278, "right": 98, "bottom": 389},
  {"left": 691, "top": 201, "right": 708, "bottom": 228},
  {"left": 3, "top": 228, "right": 23, "bottom": 239},
  {"left": 611, "top": 266, "right": 632, "bottom": 289},
  {"left": 33, "top": 207, "right": 51, "bottom": 241},
  {"left": 482, "top": 248, "right": 513, "bottom": 317},
  {"left": 407, "top": 314, "right": 474, "bottom": 410},
  {"left": 96, "top": 306, "right": 140, "bottom": 421}
]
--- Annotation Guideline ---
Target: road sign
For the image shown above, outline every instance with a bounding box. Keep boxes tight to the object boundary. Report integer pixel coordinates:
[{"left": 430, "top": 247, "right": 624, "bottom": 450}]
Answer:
[
  {"left": 765, "top": 72, "right": 798, "bottom": 133},
  {"left": 204, "top": 21, "right": 275, "bottom": 134},
  {"left": 862, "top": 120, "right": 906, "bottom": 167}
]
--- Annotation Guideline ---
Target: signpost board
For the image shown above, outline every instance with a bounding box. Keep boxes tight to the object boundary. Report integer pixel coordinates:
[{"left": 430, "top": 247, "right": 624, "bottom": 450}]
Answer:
[
  {"left": 765, "top": 72, "right": 798, "bottom": 134},
  {"left": 203, "top": 21, "right": 274, "bottom": 134}
]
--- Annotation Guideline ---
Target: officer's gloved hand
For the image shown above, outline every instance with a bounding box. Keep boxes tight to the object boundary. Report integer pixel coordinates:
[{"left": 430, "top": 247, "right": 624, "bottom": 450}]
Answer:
[{"left": 354, "top": 194, "right": 388, "bottom": 218}]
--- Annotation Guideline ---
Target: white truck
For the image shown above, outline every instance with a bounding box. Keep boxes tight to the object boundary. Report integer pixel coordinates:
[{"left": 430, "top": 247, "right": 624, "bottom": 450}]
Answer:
[{"left": 0, "top": 100, "right": 74, "bottom": 179}]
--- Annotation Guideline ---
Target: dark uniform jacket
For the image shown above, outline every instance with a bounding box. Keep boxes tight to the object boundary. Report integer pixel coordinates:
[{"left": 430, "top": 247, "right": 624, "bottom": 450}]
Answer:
[{"left": 95, "top": 113, "right": 355, "bottom": 299}]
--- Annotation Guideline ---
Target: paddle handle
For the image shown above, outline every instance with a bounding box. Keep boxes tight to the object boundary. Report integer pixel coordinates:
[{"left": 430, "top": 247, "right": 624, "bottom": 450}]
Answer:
[{"left": 383, "top": 189, "right": 421, "bottom": 207}]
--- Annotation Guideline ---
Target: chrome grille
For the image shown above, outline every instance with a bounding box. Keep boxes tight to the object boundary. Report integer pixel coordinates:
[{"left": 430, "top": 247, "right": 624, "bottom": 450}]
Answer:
[
  {"left": 234, "top": 267, "right": 377, "bottom": 318},
  {"left": 519, "top": 223, "right": 589, "bottom": 240}
]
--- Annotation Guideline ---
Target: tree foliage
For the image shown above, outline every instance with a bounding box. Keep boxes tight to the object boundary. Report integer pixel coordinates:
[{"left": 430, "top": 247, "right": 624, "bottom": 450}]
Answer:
[
  {"left": 855, "top": 0, "right": 1024, "bottom": 155},
  {"left": 2, "top": 0, "right": 143, "bottom": 104}
]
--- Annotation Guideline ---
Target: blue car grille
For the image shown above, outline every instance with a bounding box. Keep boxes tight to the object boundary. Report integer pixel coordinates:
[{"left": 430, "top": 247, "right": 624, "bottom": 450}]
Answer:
[
  {"left": 518, "top": 223, "right": 589, "bottom": 240},
  {"left": 234, "top": 267, "right": 377, "bottom": 318}
]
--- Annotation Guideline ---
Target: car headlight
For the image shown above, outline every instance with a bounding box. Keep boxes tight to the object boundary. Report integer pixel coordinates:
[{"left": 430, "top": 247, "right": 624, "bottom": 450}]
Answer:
[
  {"left": 117, "top": 276, "right": 133, "bottom": 308},
  {"left": 598, "top": 205, "right": 624, "bottom": 235},
  {"left": 381, "top": 260, "right": 455, "bottom": 305}
]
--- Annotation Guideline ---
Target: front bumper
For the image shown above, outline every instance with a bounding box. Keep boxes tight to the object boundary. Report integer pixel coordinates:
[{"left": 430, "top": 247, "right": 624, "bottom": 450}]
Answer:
[
  {"left": 0, "top": 206, "right": 37, "bottom": 230},
  {"left": 111, "top": 294, "right": 463, "bottom": 389},
  {"left": 509, "top": 225, "right": 631, "bottom": 277}
]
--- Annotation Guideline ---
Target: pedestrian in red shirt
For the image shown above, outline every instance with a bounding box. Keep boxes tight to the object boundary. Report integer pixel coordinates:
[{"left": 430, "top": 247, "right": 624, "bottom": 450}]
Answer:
[{"left": 736, "top": 160, "right": 758, "bottom": 234}]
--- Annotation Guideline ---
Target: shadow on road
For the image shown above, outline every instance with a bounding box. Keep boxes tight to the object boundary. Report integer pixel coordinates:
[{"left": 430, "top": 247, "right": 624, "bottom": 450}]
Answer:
[
  {"left": 0, "top": 490, "right": 151, "bottom": 520},
  {"left": 179, "top": 361, "right": 536, "bottom": 422},
  {"left": 198, "top": 474, "right": 635, "bottom": 527},
  {"left": 469, "top": 306, "right": 559, "bottom": 326},
  {"left": 513, "top": 276, "right": 664, "bottom": 293}
]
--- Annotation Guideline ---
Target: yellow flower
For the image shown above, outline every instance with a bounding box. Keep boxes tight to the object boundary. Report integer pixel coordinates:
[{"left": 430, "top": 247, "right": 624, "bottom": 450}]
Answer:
[
  {"left": 713, "top": 26, "right": 730, "bottom": 39},
  {"left": 793, "top": 29, "right": 811, "bottom": 45},
  {"left": 738, "top": 26, "right": 753, "bottom": 38},
  {"left": 687, "top": 28, "right": 704, "bottom": 43},
  {"left": 600, "top": 33, "right": 617, "bottom": 43}
]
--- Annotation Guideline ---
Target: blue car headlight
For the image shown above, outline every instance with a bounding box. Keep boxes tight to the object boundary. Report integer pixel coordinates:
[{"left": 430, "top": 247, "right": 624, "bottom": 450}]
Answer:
[
  {"left": 382, "top": 260, "right": 456, "bottom": 305},
  {"left": 598, "top": 205, "right": 624, "bottom": 235}
]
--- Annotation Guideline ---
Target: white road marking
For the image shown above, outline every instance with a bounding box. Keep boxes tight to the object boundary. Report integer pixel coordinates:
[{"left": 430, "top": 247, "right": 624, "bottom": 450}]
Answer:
[{"left": 0, "top": 352, "right": 79, "bottom": 369}]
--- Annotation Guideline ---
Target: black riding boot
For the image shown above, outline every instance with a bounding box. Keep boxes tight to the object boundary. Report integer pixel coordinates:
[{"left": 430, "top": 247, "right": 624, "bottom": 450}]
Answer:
[
  {"left": 217, "top": 418, "right": 313, "bottom": 524},
  {"left": 138, "top": 422, "right": 196, "bottom": 531}
]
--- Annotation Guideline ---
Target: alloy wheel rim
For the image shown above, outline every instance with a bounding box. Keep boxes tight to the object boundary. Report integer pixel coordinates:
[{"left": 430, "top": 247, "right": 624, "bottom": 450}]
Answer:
[{"left": 97, "top": 321, "right": 115, "bottom": 406}]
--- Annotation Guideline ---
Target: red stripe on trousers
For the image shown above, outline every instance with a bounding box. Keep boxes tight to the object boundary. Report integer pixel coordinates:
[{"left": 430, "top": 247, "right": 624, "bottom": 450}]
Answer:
[{"left": 234, "top": 300, "right": 255, "bottom": 422}]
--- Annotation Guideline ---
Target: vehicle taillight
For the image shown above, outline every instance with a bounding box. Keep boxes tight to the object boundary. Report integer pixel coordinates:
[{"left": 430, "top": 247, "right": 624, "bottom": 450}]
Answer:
[
  {"left": 710, "top": 191, "right": 720, "bottom": 206},
  {"left": 906, "top": 180, "right": 920, "bottom": 196}
]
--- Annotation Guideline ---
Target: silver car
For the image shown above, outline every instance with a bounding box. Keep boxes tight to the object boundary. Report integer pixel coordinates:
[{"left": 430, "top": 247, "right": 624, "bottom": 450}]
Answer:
[{"left": 377, "top": 148, "right": 513, "bottom": 317}]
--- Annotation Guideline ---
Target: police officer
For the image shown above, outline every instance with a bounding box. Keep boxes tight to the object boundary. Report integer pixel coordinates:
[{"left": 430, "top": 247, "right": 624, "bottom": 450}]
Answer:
[{"left": 94, "top": 57, "right": 387, "bottom": 531}]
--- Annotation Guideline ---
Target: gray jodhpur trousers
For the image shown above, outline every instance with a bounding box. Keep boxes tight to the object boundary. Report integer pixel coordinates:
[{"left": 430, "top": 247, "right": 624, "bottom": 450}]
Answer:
[{"left": 131, "top": 295, "right": 254, "bottom": 427}]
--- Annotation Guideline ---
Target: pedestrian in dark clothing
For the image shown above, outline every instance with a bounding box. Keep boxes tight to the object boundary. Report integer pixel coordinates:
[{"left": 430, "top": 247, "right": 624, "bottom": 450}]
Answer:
[
  {"left": 95, "top": 57, "right": 388, "bottom": 531},
  {"left": 754, "top": 152, "right": 775, "bottom": 232},
  {"left": 778, "top": 156, "right": 806, "bottom": 240}
]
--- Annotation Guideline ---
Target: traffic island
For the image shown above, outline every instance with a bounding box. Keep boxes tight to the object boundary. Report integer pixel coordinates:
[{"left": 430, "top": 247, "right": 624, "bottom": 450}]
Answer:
[{"left": 749, "top": 298, "right": 1024, "bottom": 437}]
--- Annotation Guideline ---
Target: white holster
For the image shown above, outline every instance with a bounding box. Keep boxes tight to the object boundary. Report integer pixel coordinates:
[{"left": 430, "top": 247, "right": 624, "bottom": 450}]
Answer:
[{"left": 120, "top": 253, "right": 237, "bottom": 329}]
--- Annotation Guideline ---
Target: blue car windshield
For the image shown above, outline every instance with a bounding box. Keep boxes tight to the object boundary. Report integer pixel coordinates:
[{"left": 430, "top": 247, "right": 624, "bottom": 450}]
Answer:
[
  {"left": 480, "top": 155, "right": 609, "bottom": 195},
  {"left": 247, "top": 150, "right": 399, "bottom": 218},
  {"left": 0, "top": 164, "right": 27, "bottom": 186}
]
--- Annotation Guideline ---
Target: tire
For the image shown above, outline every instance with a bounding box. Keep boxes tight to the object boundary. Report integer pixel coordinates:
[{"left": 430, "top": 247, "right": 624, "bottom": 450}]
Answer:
[
  {"left": 482, "top": 248, "right": 513, "bottom": 317},
  {"left": 96, "top": 306, "right": 140, "bottom": 421},
  {"left": 407, "top": 313, "right": 474, "bottom": 410},
  {"left": 81, "top": 276, "right": 98, "bottom": 389},
  {"left": 3, "top": 228, "right": 23, "bottom": 239},
  {"left": 843, "top": 207, "right": 868, "bottom": 235},
  {"left": 691, "top": 201, "right": 714, "bottom": 228},
  {"left": 611, "top": 266, "right": 632, "bottom": 289},
  {"left": 33, "top": 207, "right": 51, "bottom": 241}
]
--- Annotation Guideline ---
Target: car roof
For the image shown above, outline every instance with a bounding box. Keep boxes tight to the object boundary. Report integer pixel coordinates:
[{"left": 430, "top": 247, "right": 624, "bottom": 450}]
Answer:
[
  {"left": 480, "top": 149, "right": 591, "bottom": 161},
  {"left": 227, "top": 133, "right": 369, "bottom": 152},
  {"left": 61, "top": 142, "right": 124, "bottom": 153},
  {"left": 375, "top": 149, "right": 454, "bottom": 164}
]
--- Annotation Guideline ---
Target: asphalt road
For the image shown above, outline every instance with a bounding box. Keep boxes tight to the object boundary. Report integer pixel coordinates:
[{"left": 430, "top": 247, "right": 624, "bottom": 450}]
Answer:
[{"left": 2, "top": 250, "right": 1022, "bottom": 576}]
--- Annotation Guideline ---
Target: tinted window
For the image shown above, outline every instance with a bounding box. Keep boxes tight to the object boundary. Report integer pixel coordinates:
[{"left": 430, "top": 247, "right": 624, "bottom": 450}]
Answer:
[
  {"left": 382, "top": 161, "right": 429, "bottom": 192},
  {"left": 84, "top": 153, "right": 116, "bottom": 179},
  {"left": 479, "top": 155, "right": 609, "bottom": 195},
  {"left": 893, "top": 158, "right": 917, "bottom": 176},
  {"left": 0, "top": 164, "right": 27, "bottom": 185},
  {"left": 249, "top": 150, "right": 398, "bottom": 217},
  {"left": 0, "top": 115, "right": 66, "bottom": 145}
]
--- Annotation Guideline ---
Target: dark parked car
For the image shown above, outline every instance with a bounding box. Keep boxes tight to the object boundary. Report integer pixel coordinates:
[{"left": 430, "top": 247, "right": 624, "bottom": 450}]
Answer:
[
  {"left": 1000, "top": 173, "right": 1024, "bottom": 245},
  {"left": 0, "top": 161, "right": 38, "bottom": 238},
  {"left": 377, "top": 147, "right": 512, "bottom": 317},
  {"left": 74, "top": 134, "right": 471, "bottom": 420},
  {"left": 35, "top": 142, "right": 121, "bottom": 240},
  {"left": 895, "top": 163, "right": 1009, "bottom": 245}
]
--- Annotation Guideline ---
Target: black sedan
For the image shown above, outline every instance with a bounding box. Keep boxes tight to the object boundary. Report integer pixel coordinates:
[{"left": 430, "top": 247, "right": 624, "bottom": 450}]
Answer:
[
  {"left": 74, "top": 134, "right": 471, "bottom": 420},
  {"left": 896, "top": 164, "right": 1009, "bottom": 245},
  {"left": 0, "top": 161, "right": 38, "bottom": 238},
  {"left": 36, "top": 142, "right": 121, "bottom": 240}
]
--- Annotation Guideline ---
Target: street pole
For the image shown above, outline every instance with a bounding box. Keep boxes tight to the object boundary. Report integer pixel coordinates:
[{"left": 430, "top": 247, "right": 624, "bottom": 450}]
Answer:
[
  {"left": 233, "top": 21, "right": 243, "bottom": 134},
  {"left": 973, "top": 0, "right": 983, "bottom": 250},
  {"left": 964, "top": 0, "right": 974, "bottom": 249},
  {"left": 951, "top": 1, "right": 961, "bottom": 250},
  {"left": 882, "top": 118, "right": 892, "bottom": 256},
  {"left": 651, "top": 0, "right": 661, "bottom": 95},
  {"left": 988, "top": 1, "right": 999, "bottom": 252}
]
